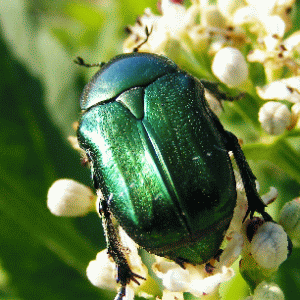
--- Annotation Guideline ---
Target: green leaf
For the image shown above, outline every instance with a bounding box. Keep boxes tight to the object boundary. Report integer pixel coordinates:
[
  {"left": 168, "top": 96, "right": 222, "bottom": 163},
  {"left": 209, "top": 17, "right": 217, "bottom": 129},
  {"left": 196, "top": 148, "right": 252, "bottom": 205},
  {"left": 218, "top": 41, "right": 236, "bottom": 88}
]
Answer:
[{"left": 243, "top": 139, "right": 300, "bottom": 183}]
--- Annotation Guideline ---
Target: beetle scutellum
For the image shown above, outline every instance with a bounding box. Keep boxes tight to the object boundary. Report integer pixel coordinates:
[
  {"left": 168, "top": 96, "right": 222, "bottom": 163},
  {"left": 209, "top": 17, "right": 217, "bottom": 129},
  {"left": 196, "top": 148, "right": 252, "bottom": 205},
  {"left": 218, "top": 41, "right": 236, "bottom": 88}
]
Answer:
[{"left": 75, "top": 35, "right": 273, "bottom": 299}]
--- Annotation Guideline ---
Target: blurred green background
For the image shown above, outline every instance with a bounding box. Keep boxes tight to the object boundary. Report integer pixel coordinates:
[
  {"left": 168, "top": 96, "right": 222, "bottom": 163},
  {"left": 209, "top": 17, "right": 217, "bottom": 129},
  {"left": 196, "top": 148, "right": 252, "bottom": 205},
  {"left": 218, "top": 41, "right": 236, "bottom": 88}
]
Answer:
[{"left": 0, "top": 0, "right": 299, "bottom": 299}]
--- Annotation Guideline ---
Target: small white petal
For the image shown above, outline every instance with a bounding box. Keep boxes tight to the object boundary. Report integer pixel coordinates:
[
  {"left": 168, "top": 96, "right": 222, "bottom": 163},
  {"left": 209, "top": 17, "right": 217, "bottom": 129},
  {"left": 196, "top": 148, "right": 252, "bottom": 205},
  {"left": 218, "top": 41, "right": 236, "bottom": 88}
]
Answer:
[
  {"left": 212, "top": 47, "right": 248, "bottom": 87},
  {"left": 216, "top": 232, "right": 244, "bottom": 268},
  {"left": 245, "top": 0, "right": 277, "bottom": 15},
  {"left": 261, "top": 187, "right": 278, "bottom": 205},
  {"left": 189, "top": 267, "right": 234, "bottom": 297},
  {"left": 263, "top": 35, "right": 279, "bottom": 51},
  {"left": 252, "top": 281, "right": 285, "bottom": 300},
  {"left": 250, "top": 222, "right": 288, "bottom": 269},
  {"left": 47, "top": 179, "right": 95, "bottom": 216},
  {"left": 262, "top": 16, "right": 286, "bottom": 38},
  {"left": 161, "top": 290, "right": 184, "bottom": 300},
  {"left": 258, "top": 101, "right": 291, "bottom": 135},
  {"left": 284, "top": 30, "right": 300, "bottom": 51},
  {"left": 217, "top": 0, "right": 246, "bottom": 19},
  {"left": 247, "top": 49, "right": 267, "bottom": 63},
  {"left": 233, "top": 6, "right": 259, "bottom": 25},
  {"left": 257, "top": 82, "right": 292, "bottom": 100},
  {"left": 86, "top": 250, "right": 117, "bottom": 290},
  {"left": 257, "top": 77, "right": 300, "bottom": 103},
  {"left": 154, "top": 258, "right": 235, "bottom": 297},
  {"left": 153, "top": 260, "right": 190, "bottom": 292},
  {"left": 160, "top": 0, "right": 196, "bottom": 39},
  {"left": 122, "top": 287, "right": 135, "bottom": 300},
  {"left": 163, "top": 268, "right": 190, "bottom": 292}
]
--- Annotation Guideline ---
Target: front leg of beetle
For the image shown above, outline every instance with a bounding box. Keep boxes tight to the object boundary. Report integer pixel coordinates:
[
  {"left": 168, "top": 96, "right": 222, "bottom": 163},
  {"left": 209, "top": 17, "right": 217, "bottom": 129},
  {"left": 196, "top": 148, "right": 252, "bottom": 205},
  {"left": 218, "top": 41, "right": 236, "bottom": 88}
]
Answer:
[
  {"left": 200, "top": 79, "right": 245, "bottom": 104},
  {"left": 98, "top": 194, "right": 145, "bottom": 299}
]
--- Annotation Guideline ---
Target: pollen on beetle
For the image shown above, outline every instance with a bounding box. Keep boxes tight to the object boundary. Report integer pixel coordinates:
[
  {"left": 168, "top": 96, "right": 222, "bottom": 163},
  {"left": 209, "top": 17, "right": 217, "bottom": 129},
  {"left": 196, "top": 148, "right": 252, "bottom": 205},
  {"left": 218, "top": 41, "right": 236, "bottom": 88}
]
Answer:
[{"left": 47, "top": 179, "right": 96, "bottom": 217}]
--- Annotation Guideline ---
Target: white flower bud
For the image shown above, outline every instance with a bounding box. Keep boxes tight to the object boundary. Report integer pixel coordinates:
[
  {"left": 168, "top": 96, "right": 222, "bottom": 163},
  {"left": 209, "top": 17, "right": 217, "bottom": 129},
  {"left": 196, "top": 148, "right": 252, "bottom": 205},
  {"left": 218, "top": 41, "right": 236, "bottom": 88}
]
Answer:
[
  {"left": 212, "top": 47, "right": 248, "bottom": 87},
  {"left": 250, "top": 222, "right": 288, "bottom": 270},
  {"left": 258, "top": 101, "right": 291, "bottom": 135},
  {"left": 279, "top": 198, "right": 300, "bottom": 246},
  {"left": 86, "top": 250, "right": 117, "bottom": 290},
  {"left": 47, "top": 179, "right": 95, "bottom": 216},
  {"left": 252, "top": 281, "right": 285, "bottom": 300}
]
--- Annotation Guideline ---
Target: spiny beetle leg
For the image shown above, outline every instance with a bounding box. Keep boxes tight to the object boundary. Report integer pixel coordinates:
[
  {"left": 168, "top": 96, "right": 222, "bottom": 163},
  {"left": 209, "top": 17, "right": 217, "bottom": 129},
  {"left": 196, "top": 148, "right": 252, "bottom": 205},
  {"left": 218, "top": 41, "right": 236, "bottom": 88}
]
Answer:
[
  {"left": 115, "top": 264, "right": 146, "bottom": 300},
  {"left": 117, "top": 263, "right": 145, "bottom": 286},
  {"left": 224, "top": 130, "right": 271, "bottom": 221},
  {"left": 205, "top": 106, "right": 271, "bottom": 222},
  {"left": 98, "top": 195, "right": 145, "bottom": 299}
]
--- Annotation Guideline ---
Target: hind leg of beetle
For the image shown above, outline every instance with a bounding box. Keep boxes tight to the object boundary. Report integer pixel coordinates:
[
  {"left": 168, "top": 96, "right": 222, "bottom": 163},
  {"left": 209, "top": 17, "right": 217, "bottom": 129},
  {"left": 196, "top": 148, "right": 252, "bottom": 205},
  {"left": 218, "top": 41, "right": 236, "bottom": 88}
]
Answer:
[
  {"left": 205, "top": 106, "right": 272, "bottom": 221},
  {"left": 98, "top": 194, "right": 145, "bottom": 299},
  {"left": 223, "top": 131, "right": 273, "bottom": 221}
]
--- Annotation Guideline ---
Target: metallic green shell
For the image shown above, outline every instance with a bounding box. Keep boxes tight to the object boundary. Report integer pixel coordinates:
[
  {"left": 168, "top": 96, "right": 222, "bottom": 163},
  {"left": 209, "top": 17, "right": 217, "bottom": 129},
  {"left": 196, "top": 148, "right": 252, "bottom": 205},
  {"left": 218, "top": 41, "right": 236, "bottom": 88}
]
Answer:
[
  {"left": 80, "top": 53, "right": 178, "bottom": 110},
  {"left": 78, "top": 54, "right": 237, "bottom": 264}
]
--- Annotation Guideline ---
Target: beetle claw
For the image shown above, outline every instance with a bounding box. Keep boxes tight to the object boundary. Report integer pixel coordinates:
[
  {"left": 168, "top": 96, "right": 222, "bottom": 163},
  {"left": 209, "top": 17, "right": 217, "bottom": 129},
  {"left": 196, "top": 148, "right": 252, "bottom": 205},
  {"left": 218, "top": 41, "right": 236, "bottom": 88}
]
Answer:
[
  {"left": 115, "top": 266, "right": 146, "bottom": 300},
  {"left": 117, "top": 264, "right": 146, "bottom": 286}
]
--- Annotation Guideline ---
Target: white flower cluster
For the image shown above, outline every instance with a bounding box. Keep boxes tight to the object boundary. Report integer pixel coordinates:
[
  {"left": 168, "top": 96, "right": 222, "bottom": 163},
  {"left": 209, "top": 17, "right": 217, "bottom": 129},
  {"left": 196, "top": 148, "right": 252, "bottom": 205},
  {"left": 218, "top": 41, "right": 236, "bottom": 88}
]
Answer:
[
  {"left": 47, "top": 175, "right": 293, "bottom": 299},
  {"left": 124, "top": 0, "right": 300, "bottom": 135},
  {"left": 46, "top": 1, "right": 300, "bottom": 298}
]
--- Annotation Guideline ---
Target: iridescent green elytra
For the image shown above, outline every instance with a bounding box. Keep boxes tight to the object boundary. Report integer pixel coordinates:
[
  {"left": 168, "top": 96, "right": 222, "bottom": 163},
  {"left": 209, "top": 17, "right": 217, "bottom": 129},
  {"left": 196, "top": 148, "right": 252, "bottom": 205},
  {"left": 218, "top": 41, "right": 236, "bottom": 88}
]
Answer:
[{"left": 77, "top": 52, "right": 267, "bottom": 299}]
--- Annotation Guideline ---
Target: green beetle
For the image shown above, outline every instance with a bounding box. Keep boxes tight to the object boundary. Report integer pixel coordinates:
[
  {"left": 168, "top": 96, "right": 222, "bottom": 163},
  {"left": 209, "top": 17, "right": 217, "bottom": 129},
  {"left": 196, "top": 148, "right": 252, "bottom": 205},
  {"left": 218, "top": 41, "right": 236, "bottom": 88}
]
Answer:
[{"left": 77, "top": 52, "right": 268, "bottom": 299}]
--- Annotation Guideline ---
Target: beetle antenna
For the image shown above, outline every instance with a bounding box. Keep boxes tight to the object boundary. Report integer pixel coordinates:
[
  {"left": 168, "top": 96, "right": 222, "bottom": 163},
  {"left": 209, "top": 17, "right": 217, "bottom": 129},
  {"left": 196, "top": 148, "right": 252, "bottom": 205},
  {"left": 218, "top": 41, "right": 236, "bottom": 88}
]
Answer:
[
  {"left": 74, "top": 56, "right": 105, "bottom": 68},
  {"left": 133, "top": 26, "right": 153, "bottom": 52}
]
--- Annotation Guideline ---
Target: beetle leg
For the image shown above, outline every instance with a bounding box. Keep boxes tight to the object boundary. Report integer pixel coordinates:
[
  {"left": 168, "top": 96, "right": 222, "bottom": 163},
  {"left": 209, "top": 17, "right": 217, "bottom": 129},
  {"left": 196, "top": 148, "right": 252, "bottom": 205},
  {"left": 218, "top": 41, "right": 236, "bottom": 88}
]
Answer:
[
  {"left": 205, "top": 108, "right": 272, "bottom": 222},
  {"left": 223, "top": 130, "right": 273, "bottom": 222},
  {"left": 98, "top": 194, "right": 146, "bottom": 298},
  {"left": 200, "top": 79, "right": 245, "bottom": 105}
]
